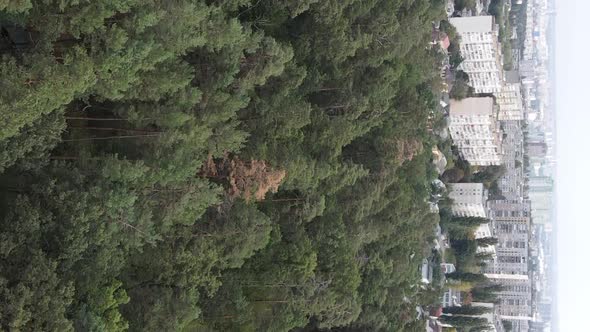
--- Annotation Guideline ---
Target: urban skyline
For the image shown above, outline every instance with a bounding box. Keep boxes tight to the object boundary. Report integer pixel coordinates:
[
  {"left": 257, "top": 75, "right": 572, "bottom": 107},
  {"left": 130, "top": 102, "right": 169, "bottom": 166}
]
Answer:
[{"left": 442, "top": 0, "right": 556, "bottom": 330}]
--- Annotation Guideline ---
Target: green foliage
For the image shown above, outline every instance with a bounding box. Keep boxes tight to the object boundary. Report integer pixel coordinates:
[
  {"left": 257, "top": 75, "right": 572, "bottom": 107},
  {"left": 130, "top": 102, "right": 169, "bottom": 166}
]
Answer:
[
  {"left": 440, "top": 315, "right": 490, "bottom": 330},
  {"left": 488, "top": 180, "right": 506, "bottom": 200},
  {"left": 0, "top": 48, "right": 95, "bottom": 140},
  {"left": 442, "top": 168, "right": 465, "bottom": 183},
  {"left": 488, "top": 0, "right": 503, "bottom": 19},
  {"left": 448, "top": 41, "right": 464, "bottom": 69},
  {"left": 449, "top": 239, "right": 488, "bottom": 273},
  {"left": 443, "top": 305, "right": 492, "bottom": 316},
  {"left": 451, "top": 217, "right": 490, "bottom": 227},
  {"left": 441, "top": 211, "right": 489, "bottom": 240},
  {"left": 447, "top": 272, "right": 488, "bottom": 284},
  {"left": 471, "top": 284, "right": 505, "bottom": 303},
  {"left": 511, "top": 0, "right": 528, "bottom": 54},
  {"left": 472, "top": 165, "right": 507, "bottom": 186},
  {"left": 487, "top": 0, "right": 514, "bottom": 70},
  {"left": 440, "top": 20, "right": 459, "bottom": 42},
  {"left": 476, "top": 237, "right": 499, "bottom": 247},
  {"left": 450, "top": 70, "right": 473, "bottom": 100},
  {"left": 454, "top": 0, "right": 477, "bottom": 12},
  {"left": 0, "top": 0, "right": 446, "bottom": 330}
]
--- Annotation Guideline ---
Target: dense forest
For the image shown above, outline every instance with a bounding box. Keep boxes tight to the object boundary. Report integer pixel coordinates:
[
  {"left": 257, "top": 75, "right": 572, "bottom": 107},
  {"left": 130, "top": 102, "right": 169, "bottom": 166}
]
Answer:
[{"left": 0, "top": 0, "right": 447, "bottom": 331}]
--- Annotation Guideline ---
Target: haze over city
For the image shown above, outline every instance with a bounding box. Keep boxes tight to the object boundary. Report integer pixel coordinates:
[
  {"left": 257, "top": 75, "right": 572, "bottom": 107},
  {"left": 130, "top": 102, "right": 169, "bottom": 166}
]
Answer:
[{"left": 556, "top": 0, "right": 590, "bottom": 331}]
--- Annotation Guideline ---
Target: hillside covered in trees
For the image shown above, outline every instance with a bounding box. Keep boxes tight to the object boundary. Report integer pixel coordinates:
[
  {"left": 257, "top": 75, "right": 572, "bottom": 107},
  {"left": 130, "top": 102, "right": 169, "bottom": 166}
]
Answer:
[{"left": 0, "top": 1, "right": 448, "bottom": 331}]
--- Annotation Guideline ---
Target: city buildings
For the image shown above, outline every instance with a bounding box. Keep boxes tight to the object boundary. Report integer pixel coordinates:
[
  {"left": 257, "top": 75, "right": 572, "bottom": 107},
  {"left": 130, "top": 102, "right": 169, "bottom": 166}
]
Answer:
[
  {"left": 449, "top": 16, "right": 504, "bottom": 93},
  {"left": 449, "top": 97, "right": 504, "bottom": 166},
  {"left": 439, "top": 0, "right": 554, "bottom": 330},
  {"left": 496, "top": 121, "right": 525, "bottom": 200}
]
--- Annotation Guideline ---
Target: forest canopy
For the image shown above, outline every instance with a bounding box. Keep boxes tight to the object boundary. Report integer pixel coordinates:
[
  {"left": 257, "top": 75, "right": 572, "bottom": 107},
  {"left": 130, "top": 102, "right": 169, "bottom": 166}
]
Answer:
[{"left": 0, "top": 0, "right": 446, "bottom": 331}]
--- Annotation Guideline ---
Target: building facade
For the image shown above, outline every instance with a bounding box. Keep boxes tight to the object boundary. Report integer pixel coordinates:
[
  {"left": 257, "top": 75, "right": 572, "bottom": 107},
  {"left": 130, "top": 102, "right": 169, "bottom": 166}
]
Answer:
[
  {"left": 495, "top": 71, "right": 524, "bottom": 120},
  {"left": 486, "top": 200, "right": 531, "bottom": 276},
  {"left": 485, "top": 274, "right": 532, "bottom": 332},
  {"left": 496, "top": 121, "right": 525, "bottom": 201},
  {"left": 527, "top": 142, "right": 547, "bottom": 159},
  {"left": 448, "top": 182, "right": 488, "bottom": 218},
  {"left": 449, "top": 16, "right": 504, "bottom": 93},
  {"left": 449, "top": 97, "right": 503, "bottom": 166}
]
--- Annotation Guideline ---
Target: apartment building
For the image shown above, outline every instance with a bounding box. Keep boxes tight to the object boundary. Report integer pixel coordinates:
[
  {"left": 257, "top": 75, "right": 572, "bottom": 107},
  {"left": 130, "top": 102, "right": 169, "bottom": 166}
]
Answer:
[
  {"left": 449, "top": 16, "right": 504, "bottom": 93},
  {"left": 486, "top": 200, "right": 531, "bottom": 276},
  {"left": 448, "top": 183, "right": 488, "bottom": 218},
  {"left": 485, "top": 274, "right": 533, "bottom": 332},
  {"left": 497, "top": 121, "right": 525, "bottom": 200},
  {"left": 495, "top": 71, "right": 525, "bottom": 120},
  {"left": 487, "top": 199, "right": 529, "bottom": 272},
  {"left": 449, "top": 97, "right": 503, "bottom": 166}
]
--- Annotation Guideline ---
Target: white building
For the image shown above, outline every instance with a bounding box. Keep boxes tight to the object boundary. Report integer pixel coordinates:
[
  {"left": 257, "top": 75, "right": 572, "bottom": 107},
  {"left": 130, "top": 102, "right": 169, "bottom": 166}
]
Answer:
[
  {"left": 442, "top": 288, "right": 462, "bottom": 308},
  {"left": 449, "top": 16, "right": 504, "bottom": 93},
  {"left": 449, "top": 97, "right": 503, "bottom": 166},
  {"left": 475, "top": 223, "right": 497, "bottom": 257},
  {"left": 448, "top": 183, "right": 488, "bottom": 218},
  {"left": 475, "top": 223, "right": 493, "bottom": 238},
  {"left": 484, "top": 274, "right": 533, "bottom": 331},
  {"left": 495, "top": 71, "right": 524, "bottom": 120},
  {"left": 486, "top": 200, "right": 531, "bottom": 276},
  {"left": 497, "top": 122, "right": 525, "bottom": 200}
]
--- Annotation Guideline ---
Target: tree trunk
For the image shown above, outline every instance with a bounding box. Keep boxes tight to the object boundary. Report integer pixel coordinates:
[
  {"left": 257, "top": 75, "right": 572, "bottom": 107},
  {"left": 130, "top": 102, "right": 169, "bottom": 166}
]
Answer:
[
  {"left": 316, "top": 87, "right": 344, "bottom": 92},
  {"left": 62, "top": 134, "right": 161, "bottom": 142},
  {"left": 66, "top": 116, "right": 149, "bottom": 121},
  {"left": 262, "top": 197, "right": 305, "bottom": 202},
  {"left": 68, "top": 126, "right": 161, "bottom": 134},
  {"left": 253, "top": 300, "right": 291, "bottom": 304}
]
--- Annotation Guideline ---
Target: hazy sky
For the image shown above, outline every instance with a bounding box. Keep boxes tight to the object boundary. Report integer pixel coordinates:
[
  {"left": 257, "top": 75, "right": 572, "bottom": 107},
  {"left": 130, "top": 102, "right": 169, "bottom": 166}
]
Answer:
[{"left": 556, "top": 0, "right": 590, "bottom": 330}]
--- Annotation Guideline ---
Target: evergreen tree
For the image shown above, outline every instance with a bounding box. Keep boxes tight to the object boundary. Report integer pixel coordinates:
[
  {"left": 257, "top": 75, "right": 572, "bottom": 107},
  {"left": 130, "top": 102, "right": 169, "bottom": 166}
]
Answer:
[
  {"left": 0, "top": 0, "right": 447, "bottom": 330},
  {"left": 443, "top": 305, "right": 493, "bottom": 316},
  {"left": 477, "top": 237, "right": 499, "bottom": 247}
]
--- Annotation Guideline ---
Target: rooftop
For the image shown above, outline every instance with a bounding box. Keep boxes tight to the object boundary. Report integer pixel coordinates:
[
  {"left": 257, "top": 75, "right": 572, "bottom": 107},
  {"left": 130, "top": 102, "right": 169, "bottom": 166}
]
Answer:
[
  {"left": 449, "top": 16, "right": 495, "bottom": 34},
  {"left": 450, "top": 97, "right": 495, "bottom": 116}
]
